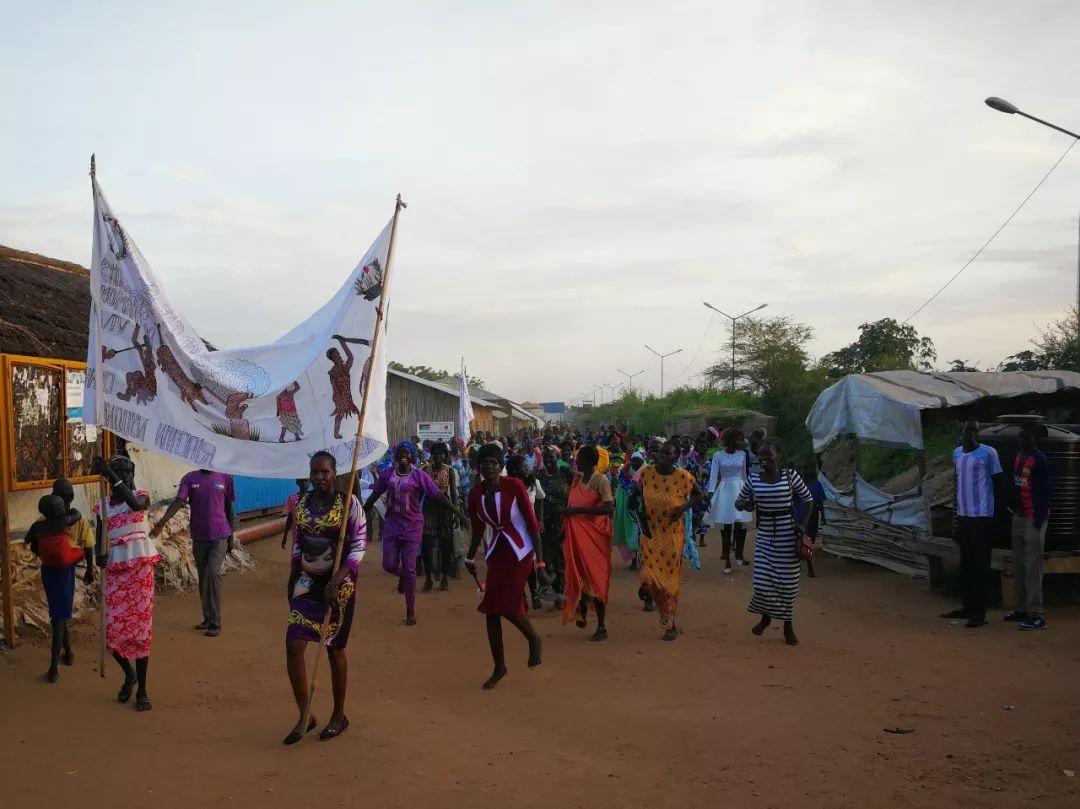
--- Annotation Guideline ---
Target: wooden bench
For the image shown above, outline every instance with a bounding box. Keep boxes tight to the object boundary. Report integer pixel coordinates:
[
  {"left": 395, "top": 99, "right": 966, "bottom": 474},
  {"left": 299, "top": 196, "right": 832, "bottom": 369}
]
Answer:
[{"left": 916, "top": 536, "right": 1080, "bottom": 607}]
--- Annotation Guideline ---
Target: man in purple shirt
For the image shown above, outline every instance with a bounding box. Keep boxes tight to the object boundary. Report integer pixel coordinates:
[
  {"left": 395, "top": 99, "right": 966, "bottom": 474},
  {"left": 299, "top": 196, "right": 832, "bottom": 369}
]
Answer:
[{"left": 151, "top": 469, "right": 236, "bottom": 637}]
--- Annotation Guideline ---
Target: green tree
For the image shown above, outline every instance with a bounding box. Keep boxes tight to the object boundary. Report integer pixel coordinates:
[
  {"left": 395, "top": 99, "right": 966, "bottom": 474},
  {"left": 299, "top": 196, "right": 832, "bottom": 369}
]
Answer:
[
  {"left": 947, "top": 359, "right": 979, "bottom": 372},
  {"left": 388, "top": 361, "right": 485, "bottom": 388},
  {"left": 704, "top": 315, "right": 814, "bottom": 396},
  {"left": 999, "top": 307, "right": 1080, "bottom": 373},
  {"left": 820, "top": 318, "right": 937, "bottom": 377}
]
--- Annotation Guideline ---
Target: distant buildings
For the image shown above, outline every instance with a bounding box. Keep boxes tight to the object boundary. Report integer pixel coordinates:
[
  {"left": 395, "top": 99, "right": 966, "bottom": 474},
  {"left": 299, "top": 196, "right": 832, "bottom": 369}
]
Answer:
[{"left": 540, "top": 401, "right": 568, "bottom": 423}]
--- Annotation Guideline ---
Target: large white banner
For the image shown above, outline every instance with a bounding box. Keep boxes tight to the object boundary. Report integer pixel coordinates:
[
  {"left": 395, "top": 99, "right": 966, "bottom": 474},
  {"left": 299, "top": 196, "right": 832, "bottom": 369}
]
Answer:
[{"left": 85, "top": 178, "right": 391, "bottom": 478}]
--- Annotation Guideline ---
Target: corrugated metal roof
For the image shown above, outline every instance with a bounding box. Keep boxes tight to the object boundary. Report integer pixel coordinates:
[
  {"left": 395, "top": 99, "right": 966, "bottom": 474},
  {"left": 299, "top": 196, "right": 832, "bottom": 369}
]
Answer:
[{"left": 388, "top": 367, "right": 498, "bottom": 408}]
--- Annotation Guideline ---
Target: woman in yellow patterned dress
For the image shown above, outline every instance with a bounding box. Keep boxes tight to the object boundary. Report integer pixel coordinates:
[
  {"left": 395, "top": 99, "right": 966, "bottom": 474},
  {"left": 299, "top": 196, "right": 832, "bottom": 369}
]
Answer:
[
  {"left": 634, "top": 439, "right": 705, "bottom": 641},
  {"left": 283, "top": 451, "right": 366, "bottom": 745}
]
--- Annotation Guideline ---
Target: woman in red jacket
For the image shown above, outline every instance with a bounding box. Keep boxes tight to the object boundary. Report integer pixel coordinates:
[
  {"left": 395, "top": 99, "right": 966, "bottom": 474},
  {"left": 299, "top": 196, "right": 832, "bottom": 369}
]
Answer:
[{"left": 463, "top": 443, "right": 543, "bottom": 690}]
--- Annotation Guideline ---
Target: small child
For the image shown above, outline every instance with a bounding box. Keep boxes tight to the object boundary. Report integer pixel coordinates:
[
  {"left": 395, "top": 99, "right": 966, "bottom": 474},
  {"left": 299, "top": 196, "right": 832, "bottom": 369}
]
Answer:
[{"left": 26, "top": 490, "right": 91, "bottom": 682}]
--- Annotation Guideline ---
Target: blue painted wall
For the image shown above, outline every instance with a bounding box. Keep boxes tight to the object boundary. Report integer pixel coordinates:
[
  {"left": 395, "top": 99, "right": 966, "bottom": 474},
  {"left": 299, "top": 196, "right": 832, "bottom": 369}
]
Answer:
[{"left": 234, "top": 475, "right": 296, "bottom": 514}]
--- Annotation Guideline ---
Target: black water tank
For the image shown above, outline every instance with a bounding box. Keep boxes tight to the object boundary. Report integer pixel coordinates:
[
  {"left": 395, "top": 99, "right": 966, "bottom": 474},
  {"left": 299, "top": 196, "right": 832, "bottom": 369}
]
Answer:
[{"left": 979, "top": 417, "right": 1080, "bottom": 551}]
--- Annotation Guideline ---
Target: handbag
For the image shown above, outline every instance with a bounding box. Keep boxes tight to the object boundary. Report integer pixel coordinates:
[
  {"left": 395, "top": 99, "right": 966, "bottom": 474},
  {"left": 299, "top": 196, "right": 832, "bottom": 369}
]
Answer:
[{"left": 795, "top": 524, "right": 815, "bottom": 561}]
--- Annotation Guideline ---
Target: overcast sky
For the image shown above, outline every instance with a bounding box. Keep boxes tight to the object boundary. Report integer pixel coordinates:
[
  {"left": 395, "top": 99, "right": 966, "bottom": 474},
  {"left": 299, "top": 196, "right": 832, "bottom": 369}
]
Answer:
[{"left": 3, "top": 1, "right": 1080, "bottom": 403}]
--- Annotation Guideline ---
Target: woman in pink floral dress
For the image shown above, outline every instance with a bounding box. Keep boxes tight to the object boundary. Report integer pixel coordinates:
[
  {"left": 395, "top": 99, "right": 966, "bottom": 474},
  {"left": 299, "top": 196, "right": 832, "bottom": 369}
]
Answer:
[{"left": 93, "top": 455, "right": 158, "bottom": 712}]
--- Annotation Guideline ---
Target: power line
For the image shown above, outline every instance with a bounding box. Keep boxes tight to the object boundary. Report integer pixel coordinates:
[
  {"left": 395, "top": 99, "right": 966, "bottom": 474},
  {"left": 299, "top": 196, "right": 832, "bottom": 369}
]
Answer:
[
  {"left": 672, "top": 311, "right": 717, "bottom": 381},
  {"left": 903, "top": 138, "right": 1077, "bottom": 324}
]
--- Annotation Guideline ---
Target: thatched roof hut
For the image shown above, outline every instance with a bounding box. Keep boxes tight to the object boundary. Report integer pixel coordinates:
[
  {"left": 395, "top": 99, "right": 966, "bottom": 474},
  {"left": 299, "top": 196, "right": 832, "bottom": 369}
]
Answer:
[{"left": 0, "top": 245, "right": 90, "bottom": 361}]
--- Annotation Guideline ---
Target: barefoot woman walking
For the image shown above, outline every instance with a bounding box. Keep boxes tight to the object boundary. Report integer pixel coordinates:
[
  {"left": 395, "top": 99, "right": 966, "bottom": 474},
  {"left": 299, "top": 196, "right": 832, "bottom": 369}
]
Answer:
[
  {"left": 735, "top": 440, "right": 814, "bottom": 646},
  {"left": 561, "top": 445, "right": 615, "bottom": 641},
  {"left": 464, "top": 443, "right": 543, "bottom": 690},
  {"left": 635, "top": 440, "right": 705, "bottom": 640}
]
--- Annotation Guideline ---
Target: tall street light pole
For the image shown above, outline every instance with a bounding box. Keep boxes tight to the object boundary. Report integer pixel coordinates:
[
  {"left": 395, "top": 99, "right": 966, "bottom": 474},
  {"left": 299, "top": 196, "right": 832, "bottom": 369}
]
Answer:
[
  {"left": 617, "top": 368, "right": 645, "bottom": 395},
  {"left": 702, "top": 302, "right": 768, "bottom": 391},
  {"left": 644, "top": 345, "right": 682, "bottom": 397},
  {"left": 986, "top": 96, "right": 1080, "bottom": 330}
]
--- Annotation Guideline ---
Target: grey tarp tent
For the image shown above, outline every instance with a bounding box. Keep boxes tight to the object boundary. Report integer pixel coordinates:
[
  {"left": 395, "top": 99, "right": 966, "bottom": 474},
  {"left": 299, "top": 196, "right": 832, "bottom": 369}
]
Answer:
[{"left": 805, "top": 370, "right": 1080, "bottom": 575}]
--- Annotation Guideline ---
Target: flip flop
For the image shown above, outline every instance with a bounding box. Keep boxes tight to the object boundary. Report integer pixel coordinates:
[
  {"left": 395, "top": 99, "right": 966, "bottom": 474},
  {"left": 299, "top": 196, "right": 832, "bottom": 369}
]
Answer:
[
  {"left": 319, "top": 716, "right": 349, "bottom": 741},
  {"left": 282, "top": 716, "right": 317, "bottom": 745}
]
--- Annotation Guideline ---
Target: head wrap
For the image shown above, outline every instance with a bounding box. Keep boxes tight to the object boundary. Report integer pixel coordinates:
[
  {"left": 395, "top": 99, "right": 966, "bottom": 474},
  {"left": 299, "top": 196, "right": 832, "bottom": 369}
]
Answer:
[
  {"left": 707, "top": 426, "right": 721, "bottom": 440},
  {"left": 394, "top": 440, "right": 418, "bottom": 460}
]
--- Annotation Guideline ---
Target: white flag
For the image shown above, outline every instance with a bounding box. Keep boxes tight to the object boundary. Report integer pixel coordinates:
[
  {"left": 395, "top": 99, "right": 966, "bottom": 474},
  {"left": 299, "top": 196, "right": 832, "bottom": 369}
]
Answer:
[
  {"left": 458, "top": 361, "right": 475, "bottom": 441},
  {"left": 85, "top": 177, "right": 391, "bottom": 477}
]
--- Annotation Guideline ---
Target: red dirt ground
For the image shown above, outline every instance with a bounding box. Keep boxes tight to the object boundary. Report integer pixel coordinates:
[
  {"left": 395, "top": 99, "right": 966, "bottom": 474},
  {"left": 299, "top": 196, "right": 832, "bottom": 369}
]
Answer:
[{"left": 2, "top": 530, "right": 1078, "bottom": 809}]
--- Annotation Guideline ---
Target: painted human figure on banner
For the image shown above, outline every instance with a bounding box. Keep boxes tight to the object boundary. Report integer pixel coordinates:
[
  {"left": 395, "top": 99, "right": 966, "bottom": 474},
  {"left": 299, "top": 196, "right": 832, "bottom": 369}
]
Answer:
[
  {"left": 155, "top": 324, "right": 209, "bottom": 410},
  {"left": 276, "top": 381, "right": 304, "bottom": 443},
  {"left": 327, "top": 335, "right": 370, "bottom": 440},
  {"left": 114, "top": 323, "right": 157, "bottom": 405}
]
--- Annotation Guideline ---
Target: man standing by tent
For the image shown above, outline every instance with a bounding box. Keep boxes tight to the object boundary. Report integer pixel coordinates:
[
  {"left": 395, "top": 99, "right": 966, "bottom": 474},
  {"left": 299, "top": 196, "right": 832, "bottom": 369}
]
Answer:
[
  {"left": 1004, "top": 423, "right": 1052, "bottom": 631},
  {"left": 942, "top": 421, "right": 1003, "bottom": 629},
  {"left": 151, "top": 469, "right": 236, "bottom": 637}
]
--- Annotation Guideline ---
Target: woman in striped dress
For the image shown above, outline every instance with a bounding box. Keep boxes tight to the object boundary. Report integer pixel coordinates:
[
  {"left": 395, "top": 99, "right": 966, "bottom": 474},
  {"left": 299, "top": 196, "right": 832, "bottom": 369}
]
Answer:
[{"left": 735, "top": 441, "right": 814, "bottom": 646}]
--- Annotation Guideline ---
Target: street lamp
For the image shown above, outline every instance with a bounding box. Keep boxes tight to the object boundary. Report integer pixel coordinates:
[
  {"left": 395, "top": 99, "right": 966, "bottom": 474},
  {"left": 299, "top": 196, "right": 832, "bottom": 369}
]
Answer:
[
  {"left": 617, "top": 368, "right": 645, "bottom": 395},
  {"left": 602, "top": 382, "right": 618, "bottom": 402},
  {"left": 703, "top": 302, "right": 768, "bottom": 391},
  {"left": 985, "top": 96, "right": 1080, "bottom": 326},
  {"left": 644, "top": 344, "right": 682, "bottom": 397}
]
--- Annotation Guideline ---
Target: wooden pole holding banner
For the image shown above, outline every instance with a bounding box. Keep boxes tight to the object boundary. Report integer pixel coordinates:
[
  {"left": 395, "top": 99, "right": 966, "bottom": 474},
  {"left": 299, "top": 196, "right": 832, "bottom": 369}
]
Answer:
[
  {"left": 298, "top": 193, "right": 406, "bottom": 733},
  {"left": 89, "top": 154, "right": 111, "bottom": 677},
  {"left": 96, "top": 479, "right": 109, "bottom": 677}
]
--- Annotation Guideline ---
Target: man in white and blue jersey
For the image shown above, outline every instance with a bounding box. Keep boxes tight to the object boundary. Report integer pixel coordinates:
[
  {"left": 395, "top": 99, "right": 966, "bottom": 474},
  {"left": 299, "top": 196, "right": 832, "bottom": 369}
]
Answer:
[{"left": 942, "top": 421, "right": 1003, "bottom": 628}]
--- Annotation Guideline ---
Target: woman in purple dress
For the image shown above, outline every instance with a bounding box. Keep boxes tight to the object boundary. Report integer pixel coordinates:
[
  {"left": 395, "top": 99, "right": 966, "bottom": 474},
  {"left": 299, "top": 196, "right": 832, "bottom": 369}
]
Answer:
[
  {"left": 364, "top": 441, "right": 463, "bottom": 626},
  {"left": 284, "top": 451, "right": 366, "bottom": 745}
]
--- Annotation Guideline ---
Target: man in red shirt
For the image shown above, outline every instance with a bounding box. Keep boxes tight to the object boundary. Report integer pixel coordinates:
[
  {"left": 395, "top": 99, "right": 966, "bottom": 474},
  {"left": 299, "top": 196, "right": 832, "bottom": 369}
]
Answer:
[{"left": 1005, "top": 424, "right": 1052, "bottom": 631}]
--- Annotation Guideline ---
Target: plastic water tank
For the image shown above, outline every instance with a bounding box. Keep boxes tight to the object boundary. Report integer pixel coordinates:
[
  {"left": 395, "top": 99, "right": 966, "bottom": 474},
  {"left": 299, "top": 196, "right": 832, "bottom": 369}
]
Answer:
[{"left": 979, "top": 417, "right": 1080, "bottom": 552}]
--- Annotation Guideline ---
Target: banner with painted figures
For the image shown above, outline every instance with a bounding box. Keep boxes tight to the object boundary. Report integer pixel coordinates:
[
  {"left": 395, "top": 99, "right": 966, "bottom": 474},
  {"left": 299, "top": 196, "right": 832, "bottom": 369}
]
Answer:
[{"left": 85, "top": 177, "right": 391, "bottom": 477}]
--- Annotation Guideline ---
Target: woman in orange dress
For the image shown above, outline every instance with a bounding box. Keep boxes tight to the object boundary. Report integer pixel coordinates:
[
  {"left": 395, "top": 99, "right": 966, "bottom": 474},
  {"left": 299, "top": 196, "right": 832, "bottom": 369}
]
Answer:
[
  {"left": 561, "top": 445, "right": 615, "bottom": 641},
  {"left": 635, "top": 440, "right": 705, "bottom": 640}
]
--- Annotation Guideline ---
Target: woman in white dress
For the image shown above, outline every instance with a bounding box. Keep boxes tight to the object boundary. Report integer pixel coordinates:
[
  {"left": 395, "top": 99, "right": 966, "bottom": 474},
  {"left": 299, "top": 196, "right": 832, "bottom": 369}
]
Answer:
[{"left": 707, "top": 427, "right": 753, "bottom": 574}]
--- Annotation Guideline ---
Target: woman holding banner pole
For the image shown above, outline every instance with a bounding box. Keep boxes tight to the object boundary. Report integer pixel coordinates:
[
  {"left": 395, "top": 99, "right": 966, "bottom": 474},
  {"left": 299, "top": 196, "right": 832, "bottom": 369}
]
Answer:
[
  {"left": 283, "top": 450, "right": 366, "bottom": 744},
  {"left": 91, "top": 455, "right": 157, "bottom": 712}
]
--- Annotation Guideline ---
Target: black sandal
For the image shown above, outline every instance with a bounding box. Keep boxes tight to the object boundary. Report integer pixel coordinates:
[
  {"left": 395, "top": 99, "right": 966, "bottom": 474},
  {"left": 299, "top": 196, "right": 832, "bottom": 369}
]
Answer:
[
  {"left": 319, "top": 716, "right": 349, "bottom": 741},
  {"left": 282, "top": 716, "right": 317, "bottom": 745},
  {"left": 118, "top": 676, "right": 136, "bottom": 703}
]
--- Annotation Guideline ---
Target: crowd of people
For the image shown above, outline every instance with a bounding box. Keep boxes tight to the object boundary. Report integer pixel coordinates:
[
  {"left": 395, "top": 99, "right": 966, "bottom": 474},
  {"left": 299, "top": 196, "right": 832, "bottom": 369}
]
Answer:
[{"left": 21, "top": 417, "right": 1054, "bottom": 746}]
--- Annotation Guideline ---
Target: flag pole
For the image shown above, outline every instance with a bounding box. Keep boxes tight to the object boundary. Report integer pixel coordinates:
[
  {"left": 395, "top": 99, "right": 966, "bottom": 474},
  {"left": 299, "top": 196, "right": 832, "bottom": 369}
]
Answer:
[
  {"left": 89, "top": 154, "right": 110, "bottom": 678},
  {"left": 298, "top": 193, "right": 405, "bottom": 733}
]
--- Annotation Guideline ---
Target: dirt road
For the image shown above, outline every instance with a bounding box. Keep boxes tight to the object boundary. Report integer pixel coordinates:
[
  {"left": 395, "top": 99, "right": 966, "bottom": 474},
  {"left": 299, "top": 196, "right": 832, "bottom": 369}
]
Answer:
[{"left": 2, "top": 531, "right": 1078, "bottom": 809}]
